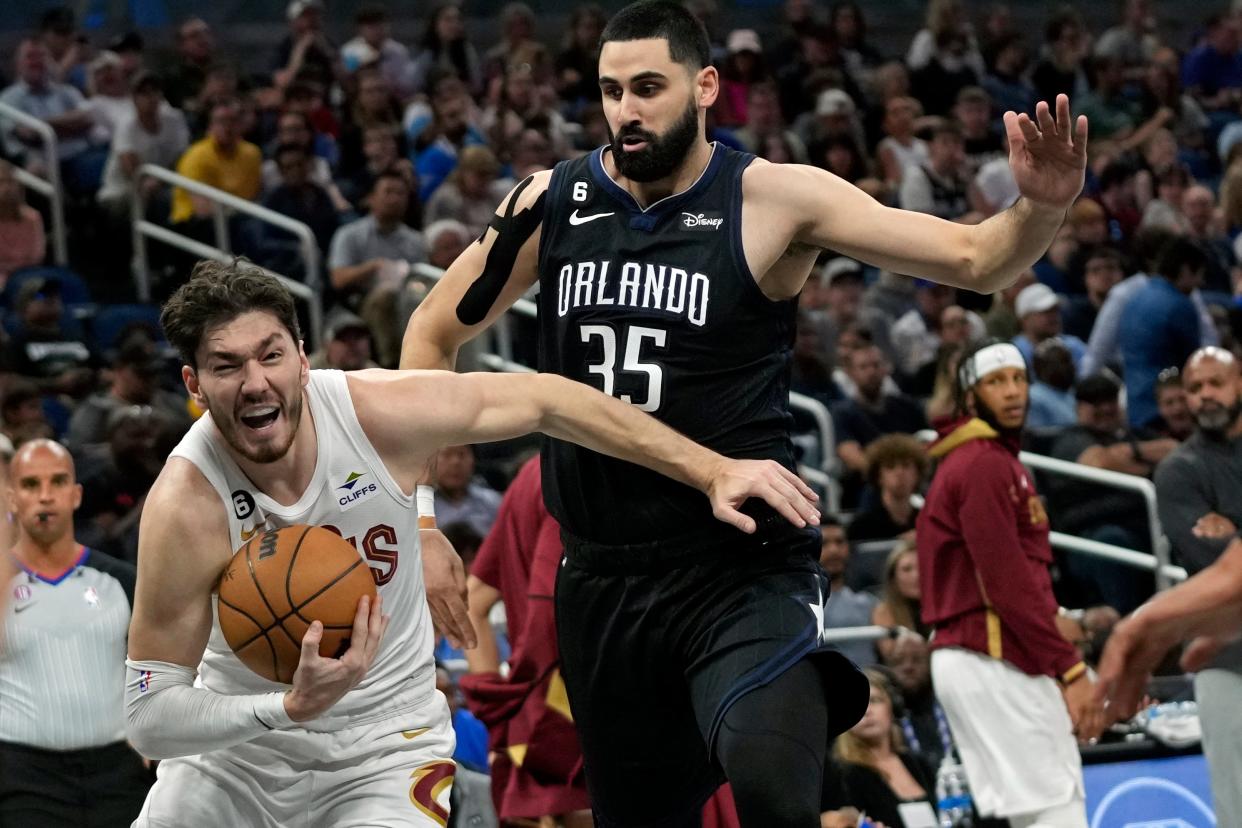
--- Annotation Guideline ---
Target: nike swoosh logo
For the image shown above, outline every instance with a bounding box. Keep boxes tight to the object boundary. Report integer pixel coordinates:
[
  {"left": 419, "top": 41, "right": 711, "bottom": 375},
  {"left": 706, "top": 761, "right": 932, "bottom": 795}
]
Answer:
[
  {"left": 569, "top": 209, "right": 615, "bottom": 226},
  {"left": 240, "top": 526, "right": 259, "bottom": 542},
  {"left": 13, "top": 603, "right": 33, "bottom": 613},
  {"left": 402, "top": 728, "right": 431, "bottom": 740}
]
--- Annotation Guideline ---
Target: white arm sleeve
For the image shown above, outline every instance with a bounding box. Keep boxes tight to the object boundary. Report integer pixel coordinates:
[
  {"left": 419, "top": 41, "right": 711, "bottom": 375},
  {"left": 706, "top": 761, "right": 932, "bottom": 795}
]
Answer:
[{"left": 125, "top": 658, "right": 295, "bottom": 760}]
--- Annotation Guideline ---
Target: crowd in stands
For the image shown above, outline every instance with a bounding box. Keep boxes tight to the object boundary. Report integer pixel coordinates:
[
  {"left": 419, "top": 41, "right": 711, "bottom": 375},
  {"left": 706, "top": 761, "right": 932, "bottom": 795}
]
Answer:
[{"left": 3, "top": 0, "right": 1242, "bottom": 823}]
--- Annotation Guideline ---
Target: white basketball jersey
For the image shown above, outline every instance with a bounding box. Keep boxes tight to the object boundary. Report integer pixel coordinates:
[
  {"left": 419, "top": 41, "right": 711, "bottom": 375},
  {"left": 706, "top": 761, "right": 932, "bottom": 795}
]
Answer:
[{"left": 169, "top": 369, "right": 435, "bottom": 726}]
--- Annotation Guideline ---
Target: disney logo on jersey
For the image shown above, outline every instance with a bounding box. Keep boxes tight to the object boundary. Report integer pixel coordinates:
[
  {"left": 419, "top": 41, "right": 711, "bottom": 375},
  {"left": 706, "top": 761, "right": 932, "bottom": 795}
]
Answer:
[
  {"left": 338, "top": 471, "right": 379, "bottom": 511},
  {"left": 681, "top": 211, "right": 723, "bottom": 230}
]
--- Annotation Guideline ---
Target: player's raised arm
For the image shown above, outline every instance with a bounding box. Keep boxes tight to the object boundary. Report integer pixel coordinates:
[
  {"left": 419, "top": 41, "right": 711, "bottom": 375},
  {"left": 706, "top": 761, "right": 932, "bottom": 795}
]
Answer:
[
  {"left": 400, "top": 171, "right": 551, "bottom": 371},
  {"left": 762, "top": 95, "right": 1087, "bottom": 296},
  {"left": 353, "top": 369, "right": 819, "bottom": 534}
]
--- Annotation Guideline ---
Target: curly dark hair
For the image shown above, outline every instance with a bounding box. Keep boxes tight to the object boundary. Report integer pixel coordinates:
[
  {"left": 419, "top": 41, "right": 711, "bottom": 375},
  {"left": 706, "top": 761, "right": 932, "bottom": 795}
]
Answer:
[
  {"left": 161, "top": 258, "right": 302, "bottom": 368},
  {"left": 863, "top": 433, "right": 929, "bottom": 489}
]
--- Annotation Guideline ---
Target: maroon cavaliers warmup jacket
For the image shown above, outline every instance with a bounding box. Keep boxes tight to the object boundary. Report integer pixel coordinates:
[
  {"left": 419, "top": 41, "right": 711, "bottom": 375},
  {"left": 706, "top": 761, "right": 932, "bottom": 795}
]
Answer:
[{"left": 916, "top": 418, "right": 1085, "bottom": 683}]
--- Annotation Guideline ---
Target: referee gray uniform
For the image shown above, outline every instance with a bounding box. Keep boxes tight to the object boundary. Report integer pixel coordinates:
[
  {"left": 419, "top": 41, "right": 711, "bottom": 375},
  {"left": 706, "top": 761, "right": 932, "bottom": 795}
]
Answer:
[{"left": 0, "top": 547, "right": 150, "bottom": 827}]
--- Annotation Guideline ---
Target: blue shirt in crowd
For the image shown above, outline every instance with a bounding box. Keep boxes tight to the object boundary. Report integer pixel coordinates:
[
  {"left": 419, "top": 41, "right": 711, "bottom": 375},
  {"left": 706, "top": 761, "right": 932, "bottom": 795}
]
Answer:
[
  {"left": 1182, "top": 44, "right": 1242, "bottom": 102},
  {"left": 1027, "top": 382, "right": 1078, "bottom": 429},
  {"left": 1119, "top": 278, "right": 1200, "bottom": 427}
]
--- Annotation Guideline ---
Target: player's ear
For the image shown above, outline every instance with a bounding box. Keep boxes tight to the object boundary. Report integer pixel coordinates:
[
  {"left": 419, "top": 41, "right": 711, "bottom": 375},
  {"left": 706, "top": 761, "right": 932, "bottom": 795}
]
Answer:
[
  {"left": 695, "top": 64, "right": 719, "bottom": 109},
  {"left": 71, "top": 482, "right": 82, "bottom": 511},
  {"left": 298, "top": 340, "right": 310, "bottom": 384},
  {"left": 182, "top": 365, "right": 206, "bottom": 409}
]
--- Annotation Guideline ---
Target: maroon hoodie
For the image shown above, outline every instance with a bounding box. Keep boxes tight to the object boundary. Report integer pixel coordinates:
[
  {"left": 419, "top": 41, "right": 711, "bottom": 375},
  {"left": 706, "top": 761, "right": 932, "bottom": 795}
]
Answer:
[{"left": 916, "top": 417, "right": 1084, "bottom": 682}]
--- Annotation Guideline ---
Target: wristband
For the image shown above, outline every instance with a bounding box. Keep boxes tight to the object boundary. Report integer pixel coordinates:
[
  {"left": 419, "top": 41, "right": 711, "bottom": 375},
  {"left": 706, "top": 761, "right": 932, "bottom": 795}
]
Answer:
[
  {"left": 1059, "top": 661, "right": 1088, "bottom": 687},
  {"left": 416, "top": 485, "right": 436, "bottom": 530}
]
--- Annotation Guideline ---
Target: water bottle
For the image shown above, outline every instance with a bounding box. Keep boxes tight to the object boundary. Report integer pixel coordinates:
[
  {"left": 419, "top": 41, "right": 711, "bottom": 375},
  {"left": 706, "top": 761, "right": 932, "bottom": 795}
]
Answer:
[{"left": 935, "top": 754, "right": 974, "bottom": 827}]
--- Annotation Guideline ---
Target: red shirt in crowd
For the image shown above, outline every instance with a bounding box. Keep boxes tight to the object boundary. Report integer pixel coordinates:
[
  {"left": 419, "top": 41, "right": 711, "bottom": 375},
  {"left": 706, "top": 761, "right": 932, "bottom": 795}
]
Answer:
[{"left": 916, "top": 417, "right": 1084, "bottom": 683}]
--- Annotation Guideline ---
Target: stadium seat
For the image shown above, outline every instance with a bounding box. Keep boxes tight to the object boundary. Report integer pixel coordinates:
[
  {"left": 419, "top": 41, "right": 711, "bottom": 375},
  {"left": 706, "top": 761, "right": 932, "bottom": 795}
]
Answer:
[
  {"left": 89, "top": 303, "right": 166, "bottom": 353},
  {"left": 3, "top": 265, "right": 93, "bottom": 308}
]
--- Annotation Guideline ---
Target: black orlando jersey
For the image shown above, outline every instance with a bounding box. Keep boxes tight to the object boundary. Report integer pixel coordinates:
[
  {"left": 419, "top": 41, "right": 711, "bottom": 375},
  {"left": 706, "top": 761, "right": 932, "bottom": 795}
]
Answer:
[{"left": 536, "top": 143, "right": 799, "bottom": 545}]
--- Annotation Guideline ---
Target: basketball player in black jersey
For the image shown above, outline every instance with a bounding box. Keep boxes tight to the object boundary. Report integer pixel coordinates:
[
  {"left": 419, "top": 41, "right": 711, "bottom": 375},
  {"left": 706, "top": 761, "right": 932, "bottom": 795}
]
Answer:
[{"left": 402, "top": 2, "right": 1089, "bottom": 824}]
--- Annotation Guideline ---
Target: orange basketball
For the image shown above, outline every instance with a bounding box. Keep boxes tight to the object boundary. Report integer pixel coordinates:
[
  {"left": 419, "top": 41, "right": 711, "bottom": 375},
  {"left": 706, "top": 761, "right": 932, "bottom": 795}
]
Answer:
[{"left": 217, "top": 524, "right": 377, "bottom": 684}]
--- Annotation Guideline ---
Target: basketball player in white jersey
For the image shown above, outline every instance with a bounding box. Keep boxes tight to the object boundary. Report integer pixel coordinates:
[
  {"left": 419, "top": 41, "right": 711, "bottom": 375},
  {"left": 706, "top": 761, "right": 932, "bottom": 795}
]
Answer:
[{"left": 123, "top": 259, "right": 818, "bottom": 827}]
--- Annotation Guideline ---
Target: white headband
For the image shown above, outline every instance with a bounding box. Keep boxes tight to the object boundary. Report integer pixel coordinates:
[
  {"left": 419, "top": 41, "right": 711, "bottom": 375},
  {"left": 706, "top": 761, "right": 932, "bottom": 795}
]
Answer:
[{"left": 959, "top": 343, "right": 1026, "bottom": 388}]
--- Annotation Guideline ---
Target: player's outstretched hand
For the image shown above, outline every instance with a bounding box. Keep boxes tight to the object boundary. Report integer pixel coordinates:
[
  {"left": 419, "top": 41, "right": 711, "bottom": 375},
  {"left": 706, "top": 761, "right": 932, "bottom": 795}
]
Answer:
[
  {"left": 1004, "top": 94, "right": 1088, "bottom": 209},
  {"left": 420, "top": 528, "right": 477, "bottom": 650},
  {"left": 1093, "top": 610, "right": 1179, "bottom": 726},
  {"left": 707, "top": 459, "right": 819, "bottom": 533},
  {"left": 284, "top": 594, "right": 390, "bottom": 722}
]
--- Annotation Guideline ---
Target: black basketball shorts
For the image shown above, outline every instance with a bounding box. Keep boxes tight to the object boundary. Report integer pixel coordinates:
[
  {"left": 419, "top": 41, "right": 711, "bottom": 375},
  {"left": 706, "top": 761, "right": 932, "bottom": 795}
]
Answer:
[{"left": 553, "top": 521, "right": 868, "bottom": 827}]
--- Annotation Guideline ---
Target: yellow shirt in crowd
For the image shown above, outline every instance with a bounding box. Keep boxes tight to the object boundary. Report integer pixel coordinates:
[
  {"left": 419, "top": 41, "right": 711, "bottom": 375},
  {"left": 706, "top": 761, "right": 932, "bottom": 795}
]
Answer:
[{"left": 170, "top": 136, "right": 262, "bottom": 223}]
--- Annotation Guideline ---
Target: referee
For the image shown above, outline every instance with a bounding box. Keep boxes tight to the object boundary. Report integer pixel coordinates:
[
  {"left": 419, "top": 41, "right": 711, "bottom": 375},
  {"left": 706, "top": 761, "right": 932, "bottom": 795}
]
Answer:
[{"left": 0, "top": 440, "right": 149, "bottom": 826}]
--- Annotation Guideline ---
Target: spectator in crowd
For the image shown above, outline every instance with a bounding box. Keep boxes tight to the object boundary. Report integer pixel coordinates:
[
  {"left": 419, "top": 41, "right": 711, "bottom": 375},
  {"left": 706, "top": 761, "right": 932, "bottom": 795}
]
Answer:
[
  {"left": 1012, "top": 283, "right": 1087, "bottom": 373},
  {"left": 409, "top": 75, "right": 489, "bottom": 203},
  {"left": 341, "top": 6, "right": 414, "bottom": 99},
  {"left": 792, "top": 312, "right": 840, "bottom": 408},
  {"left": 0, "top": 379, "right": 53, "bottom": 448},
  {"left": 1093, "top": 160, "right": 1143, "bottom": 245},
  {"left": 1077, "top": 56, "right": 1144, "bottom": 144},
  {"left": 776, "top": 25, "right": 855, "bottom": 125},
  {"left": 1148, "top": 366, "right": 1195, "bottom": 441},
  {"left": 0, "top": 160, "right": 46, "bottom": 285},
  {"left": 482, "top": 61, "right": 573, "bottom": 161},
  {"left": 955, "top": 86, "right": 1003, "bottom": 177},
  {"left": 76, "top": 405, "right": 167, "bottom": 562},
  {"left": 906, "top": 0, "right": 985, "bottom": 115},
  {"left": 1152, "top": 346, "right": 1242, "bottom": 826},
  {"left": 1083, "top": 227, "right": 1217, "bottom": 376},
  {"left": 97, "top": 73, "right": 190, "bottom": 216},
  {"left": 832, "top": 344, "right": 928, "bottom": 489},
  {"left": 37, "top": 7, "right": 88, "bottom": 92},
  {"left": 1027, "top": 338, "right": 1078, "bottom": 429},
  {"left": 875, "top": 96, "right": 928, "bottom": 191},
  {"left": 714, "top": 29, "right": 769, "bottom": 128},
  {"left": 819, "top": 515, "right": 878, "bottom": 669},
  {"left": 0, "top": 39, "right": 93, "bottom": 170},
  {"left": 170, "top": 99, "right": 262, "bottom": 225},
  {"left": 1062, "top": 245, "right": 1124, "bottom": 342},
  {"left": 1035, "top": 203, "right": 1093, "bottom": 293},
  {"left": 6, "top": 279, "right": 96, "bottom": 400},
  {"left": 970, "top": 131, "right": 1020, "bottom": 217},
  {"left": 872, "top": 542, "right": 928, "bottom": 662},
  {"left": 1142, "top": 49, "right": 1210, "bottom": 155},
  {"left": 261, "top": 110, "right": 347, "bottom": 205},
  {"left": 848, "top": 435, "right": 926, "bottom": 543},
  {"left": 1181, "top": 11, "right": 1242, "bottom": 113},
  {"left": 805, "top": 88, "right": 866, "bottom": 153},
  {"left": 423, "top": 145, "right": 510, "bottom": 239},
  {"left": 1138, "top": 164, "right": 1191, "bottom": 234},
  {"left": 66, "top": 338, "right": 189, "bottom": 452},
  {"left": 831, "top": 1, "right": 884, "bottom": 76},
  {"left": 1181, "top": 184, "right": 1235, "bottom": 294},
  {"left": 1121, "top": 237, "right": 1208, "bottom": 427},
  {"left": 1031, "top": 8, "right": 1089, "bottom": 105},
  {"left": 826, "top": 668, "right": 938, "bottom": 826},
  {"left": 919, "top": 339, "right": 1097, "bottom": 827},
  {"left": 483, "top": 2, "right": 539, "bottom": 84},
  {"left": 337, "top": 68, "right": 406, "bottom": 177},
  {"left": 982, "top": 32, "right": 1036, "bottom": 118},
  {"left": 328, "top": 168, "right": 427, "bottom": 361},
  {"left": 258, "top": 143, "right": 340, "bottom": 264},
  {"left": 1048, "top": 373, "right": 1176, "bottom": 611},
  {"left": 898, "top": 120, "right": 970, "bottom": 220},
  {"left": 162, "top": 18, "right": 217, "bottom": 110},
  {"left": 180, "top": 63, "right": 241, "bottom": 139},
  {"left": 411, "top": 3, "right": 483, "bottom": 97},
  {"left": 926, "top": 343, "right": 966, "bottom": 424},
  {"left": 81, "top": 51, "right": 134, "bottom": 149},
  {"left": 891, "top": 281, "right": 981, "bottom": 381},
  {"left": 459, "top": 456, "right": 591, "bottom": 824},
  {"left": 888, "top": 633, "right": 955, "bottom": 772},
  {"left": 308, "top": 311, "right": 378, "bottom": 371},
  {"left": 734, "top": 81, "right": 807, "bottom": 164},
  {"left": 273, "top": 0, "right": 340, "bottom": 91},
  {"left": 1095, "top": 0, "right": 1158, "bottom": 70},
  {"left": 982, "top": 268, "right": 1035, "bottom": 341},
  {"left": 802, "top": 258, "right": 868, "bottom": 369},
  {"left": 0, "top": 440, "right": 149, "bottom": 825},
  {"left": 555, "top": 3, "right": 606, "bottom": 110},
  {"left": 434, "top": 444, "right": 502, "bottom": 537}
]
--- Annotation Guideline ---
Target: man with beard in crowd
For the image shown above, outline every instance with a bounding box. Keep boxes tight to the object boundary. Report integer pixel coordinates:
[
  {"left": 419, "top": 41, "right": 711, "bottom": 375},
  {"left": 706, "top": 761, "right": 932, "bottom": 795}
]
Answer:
[
  {"left": 1151, "top": 346, "right": 1242, "bottom": 826},
  {"left": 401, "top": 0, "right": 1091, "bottom": 821}
]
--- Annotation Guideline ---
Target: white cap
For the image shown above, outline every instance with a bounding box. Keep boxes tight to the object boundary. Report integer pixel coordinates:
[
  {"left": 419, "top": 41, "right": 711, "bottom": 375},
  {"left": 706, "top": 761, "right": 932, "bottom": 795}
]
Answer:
[
  {"left": 816, "top": 88, "right": 855, "bottom": 117},
  {"left": 820, "top": 257, "right": 863, "bottom": 287},
  {"left": 1014, "top": 283, "right": 1060, "bottom": 318},
  {"left": 287, "top": 0, "right": 323, "bottom": 21},
  {"left": 726, "top": 29, "right": 762, "bottom": 55}
]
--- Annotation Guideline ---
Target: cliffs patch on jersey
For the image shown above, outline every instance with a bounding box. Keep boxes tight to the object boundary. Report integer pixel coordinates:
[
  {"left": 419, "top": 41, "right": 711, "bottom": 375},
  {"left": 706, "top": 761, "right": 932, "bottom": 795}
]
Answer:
[
  {"left": 555, "top": 260, "right": 711, "bottom": 327},
  {"left": 338, "top": 471, "right": 378, "bottom": 511}
]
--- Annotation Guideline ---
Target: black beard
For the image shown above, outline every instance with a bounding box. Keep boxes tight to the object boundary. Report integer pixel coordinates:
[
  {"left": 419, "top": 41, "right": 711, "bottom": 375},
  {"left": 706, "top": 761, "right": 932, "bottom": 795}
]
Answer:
[
  {"left": 607, "top": 98, "right": 700, "bottom": 183},
  {"left": 975, "top": 396, "right": 1027, "bottom": 436}
]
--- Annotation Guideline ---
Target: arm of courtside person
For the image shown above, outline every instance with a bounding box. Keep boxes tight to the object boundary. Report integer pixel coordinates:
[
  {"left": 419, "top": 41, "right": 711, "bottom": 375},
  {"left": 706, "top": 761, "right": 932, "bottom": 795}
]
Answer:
[
  {"left": 124, "top": 460, "right": 295, "bottom": 759},
  {"left": 399, "top": 171, "right": 551, "bottom": 371},
  {"left": 464, "top": 576, "right": 503, "bottom": 674},
  {"left": 1097, "top": 537, "right": 1242, "bottom": 720},
  {"left": 766, "top": 95, "right": 1086, "bottom": 296},
  {"left": 352, "top": 370, "right": 819, "bottom": 534}
]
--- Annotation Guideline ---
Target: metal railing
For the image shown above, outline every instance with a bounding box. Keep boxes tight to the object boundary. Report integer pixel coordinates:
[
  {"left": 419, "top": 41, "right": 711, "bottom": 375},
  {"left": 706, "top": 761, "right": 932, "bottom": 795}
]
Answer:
[
  {"left": 130, "top": 164, "right": 323, "bottom": 348},
  {"left": 1018, "top": 451, "right": 1177, "bottom": 590},
  {"left": 789, "top": 391, "right": 841, "bottom": 512},
  {"left": 0, "top": 102, "right": 68, "bottom": 266}
]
